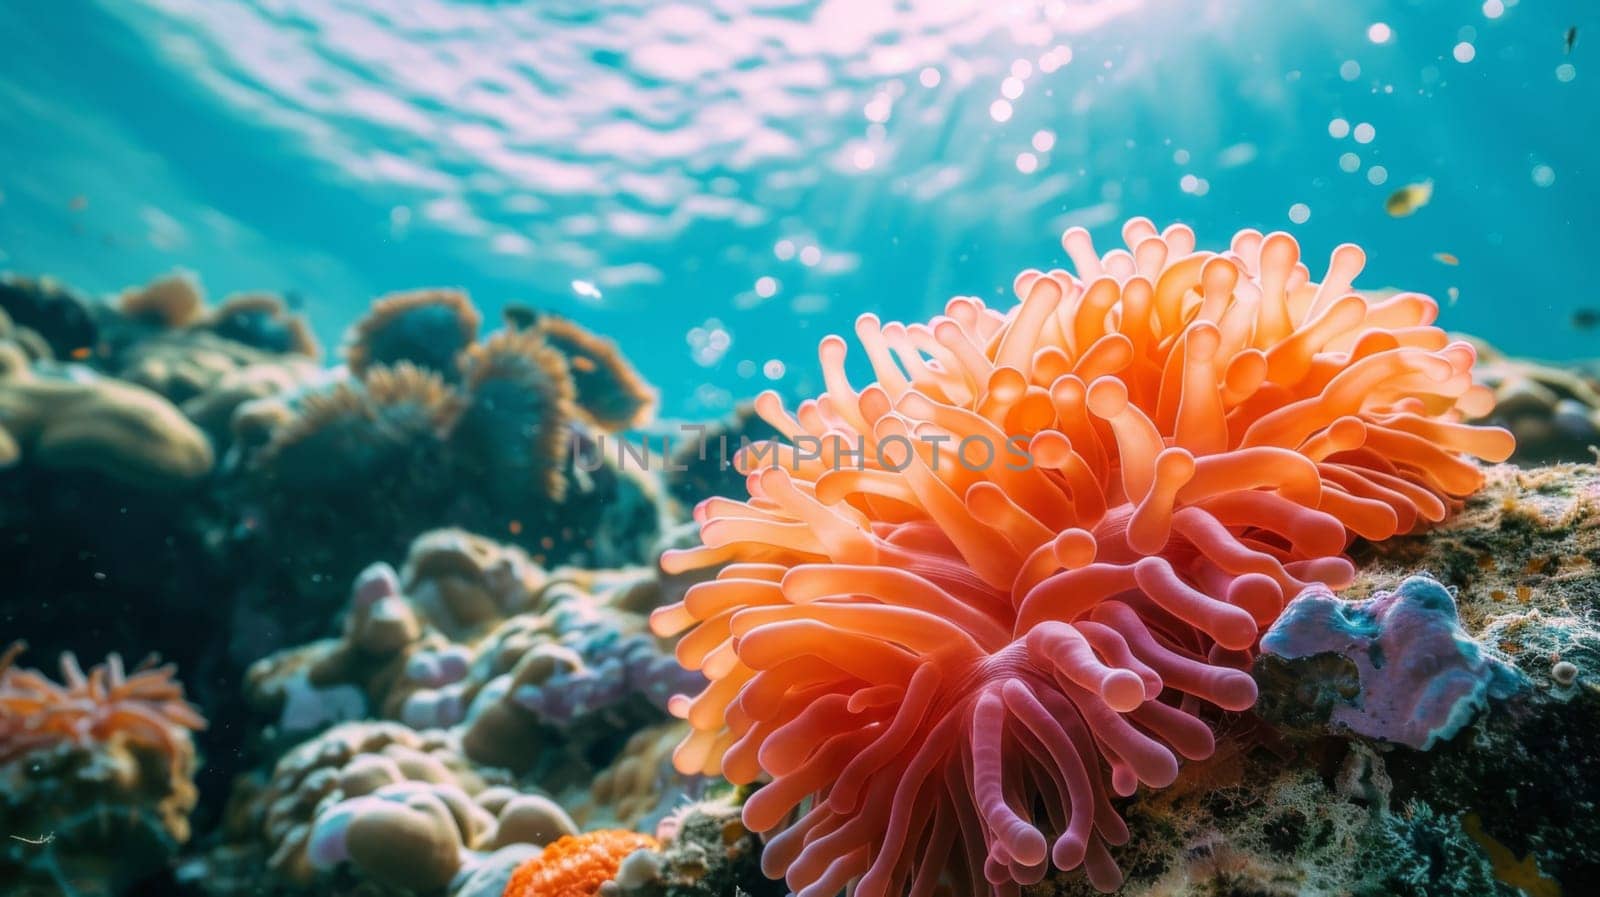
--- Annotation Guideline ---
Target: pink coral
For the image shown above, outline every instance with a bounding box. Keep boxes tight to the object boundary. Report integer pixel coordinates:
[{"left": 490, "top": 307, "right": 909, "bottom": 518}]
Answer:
[
  {"left": 0, "top": 641, "right": 207, "bottom": 772},
  {"left": 651, "top": 219, "right": 1513, "bottom": 895}
]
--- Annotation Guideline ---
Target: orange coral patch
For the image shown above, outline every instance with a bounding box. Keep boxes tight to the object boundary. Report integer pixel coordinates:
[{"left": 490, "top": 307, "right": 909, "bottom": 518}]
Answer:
[{"left": 503, "top": 830, "right": 659, "bottom": 897}]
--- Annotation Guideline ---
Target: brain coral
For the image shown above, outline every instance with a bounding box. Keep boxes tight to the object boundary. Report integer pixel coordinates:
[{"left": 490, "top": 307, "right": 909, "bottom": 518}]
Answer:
[{"left": 650, "top": 219, "right": 1514, "bottom": 895}]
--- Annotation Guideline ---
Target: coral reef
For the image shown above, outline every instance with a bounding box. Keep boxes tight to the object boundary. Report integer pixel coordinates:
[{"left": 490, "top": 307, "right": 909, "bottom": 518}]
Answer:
[
  {"left": 10, "top": 228, "right": 1600, "bottom": 897},
  {"left": 652, "top": 219, "right": 1511, "bottom": 895},
  {"left": 0, "top": 266, "right": 682, "bottom": 897},
  {"left": 610, "top": 796, "right": 783, "bottom": 897},
  {"left": 227, "top": 289, "right": 669, "bottom": 627},
  {"left": 94, "top": 274, "right": 324, "bottom": 459},
  {"left": 575, "top": 722, "right": 713, "bottom": 832},
  {"left": 1012, "top": 462, "right": 1599, "bottom": 897},
  {"left": 0, "top": 274, "right": 97, "bottom": 359},
  {"left": 1468, "top": 337, "right": 1600, "bottom": 464},
  {"left": 222, "top": 720, "right": 572, "bottom": 891},
  {"left": 244, "top": 528, "right": 705, "bottom": 811},
  {"left": 1340, "top": 463, "right": 1600, "bottom": 891}
]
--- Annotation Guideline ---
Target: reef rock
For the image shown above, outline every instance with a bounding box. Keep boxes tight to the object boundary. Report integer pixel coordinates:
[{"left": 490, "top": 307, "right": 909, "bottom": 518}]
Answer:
[
  {"left": 1019, "top": 463, "right": 1597, "bottom": 896},
  {"left": 1468, "top": 337, "right": 1600, "bottom": 464}
]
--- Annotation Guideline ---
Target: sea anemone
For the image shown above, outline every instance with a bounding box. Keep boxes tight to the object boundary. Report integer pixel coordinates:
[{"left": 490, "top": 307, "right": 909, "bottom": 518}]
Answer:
[
  {"left": 344, "top": 288, "right": 481, "bottom": 378},
  {"left": 454, "top": 328, "right": 577, "bottom": 505},
  {"left": 256, "top": 362, "right": 463, "bottom": 489},
  {"left": 651, "top": 219, "right": 1513, "bottom": 895},
  {"left": 203, "top": 292, "right": 321, "bottom": 358},
  {"left": 502, "top": 829, "right": 659, "bottom": 897},
  {"left": 537, "top": 314, "right": 659, "bottom": 432},
  {"left": 0, "top": 641, "right": 206, "bottom": 772}
]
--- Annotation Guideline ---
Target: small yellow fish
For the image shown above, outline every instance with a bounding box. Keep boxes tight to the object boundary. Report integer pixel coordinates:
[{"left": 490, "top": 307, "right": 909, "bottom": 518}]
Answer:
[
  {"left": 1433, "top": 252, "right": 1459, "bottom": 266},
  {"left": 1385, "top": 180, "right": 1433, "bottom": 217}
]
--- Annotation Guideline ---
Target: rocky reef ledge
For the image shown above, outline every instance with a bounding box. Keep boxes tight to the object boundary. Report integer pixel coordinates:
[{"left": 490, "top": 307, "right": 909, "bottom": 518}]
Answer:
[{"left": 1019, "top": 463, "right": 1598, "bottom": 897}]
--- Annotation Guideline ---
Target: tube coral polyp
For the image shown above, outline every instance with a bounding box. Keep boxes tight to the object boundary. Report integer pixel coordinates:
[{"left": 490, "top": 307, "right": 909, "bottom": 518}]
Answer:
[{"left": 651, "top": 219, "right": 1514, "bottom": 896}]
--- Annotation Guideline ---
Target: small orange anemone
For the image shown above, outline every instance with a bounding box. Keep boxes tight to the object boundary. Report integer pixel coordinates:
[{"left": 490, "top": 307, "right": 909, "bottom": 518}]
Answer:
[
  {"left": 0, "top": 641, "right": 206, "bottom": 771},
  {"left": 503, "top": 830, "right": 659, "bottom": 897}
]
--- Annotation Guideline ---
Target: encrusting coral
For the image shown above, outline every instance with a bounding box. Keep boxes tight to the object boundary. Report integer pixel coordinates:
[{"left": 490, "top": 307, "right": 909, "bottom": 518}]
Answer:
[
  {"left": 1259, "top": 574, "right": 1525, "bottom": 749},
  {"left": 501, "top": 829, "right": 658, "bottom": 897},
  {"left": 651, "top": 219, "right": 1513, "bottom": 894}
]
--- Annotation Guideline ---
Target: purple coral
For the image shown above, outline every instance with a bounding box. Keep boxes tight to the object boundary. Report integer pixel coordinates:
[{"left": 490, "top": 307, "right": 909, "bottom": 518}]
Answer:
[
  {"left": 510, "top": 630, "right": 704, "bottom": 726},
  {"left": 1260, "top": 574, "right": 1525, "bottom": 749}
]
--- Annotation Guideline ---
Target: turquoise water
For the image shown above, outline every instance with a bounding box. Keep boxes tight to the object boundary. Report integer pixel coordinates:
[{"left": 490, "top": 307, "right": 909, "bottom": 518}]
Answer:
[{"left": 1, "top": 0, "right": 1594, "bottom": 417}]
